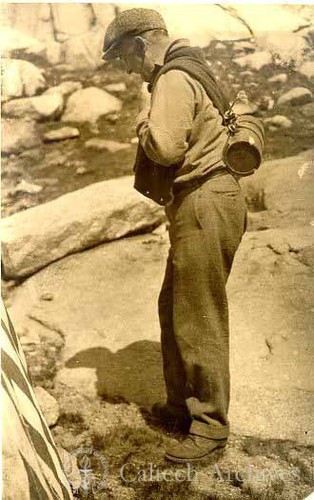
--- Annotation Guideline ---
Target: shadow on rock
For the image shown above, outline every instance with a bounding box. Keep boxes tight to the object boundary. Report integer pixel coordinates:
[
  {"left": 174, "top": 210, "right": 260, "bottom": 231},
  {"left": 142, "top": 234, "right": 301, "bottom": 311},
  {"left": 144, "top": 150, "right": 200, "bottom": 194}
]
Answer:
[{"left": 65, "top": 340, "right": 166, "bottom": 409}]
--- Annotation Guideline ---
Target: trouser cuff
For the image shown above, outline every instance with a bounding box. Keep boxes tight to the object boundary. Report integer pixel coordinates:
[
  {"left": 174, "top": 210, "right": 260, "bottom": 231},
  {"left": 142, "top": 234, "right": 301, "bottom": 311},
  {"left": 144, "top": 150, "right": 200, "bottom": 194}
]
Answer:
[{"left": 189, "top": 419, "right": 229, "bottom": 440}]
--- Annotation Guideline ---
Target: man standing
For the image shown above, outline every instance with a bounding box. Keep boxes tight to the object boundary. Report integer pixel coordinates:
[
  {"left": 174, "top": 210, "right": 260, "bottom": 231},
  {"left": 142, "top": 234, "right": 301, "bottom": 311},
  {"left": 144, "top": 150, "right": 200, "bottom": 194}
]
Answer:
[{"left": 103, "top": 8, "right": 247, "bottom": 463}]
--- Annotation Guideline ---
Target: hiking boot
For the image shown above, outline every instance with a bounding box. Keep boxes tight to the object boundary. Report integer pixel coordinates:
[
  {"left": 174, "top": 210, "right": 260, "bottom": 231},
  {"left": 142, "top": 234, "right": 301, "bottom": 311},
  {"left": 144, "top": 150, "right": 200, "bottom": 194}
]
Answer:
[
  {"left": 165, "top": 434, "right": 227, "bottom": 463},
  {"left": 151, "top": 403, "right": 191, "bottom": 432}
]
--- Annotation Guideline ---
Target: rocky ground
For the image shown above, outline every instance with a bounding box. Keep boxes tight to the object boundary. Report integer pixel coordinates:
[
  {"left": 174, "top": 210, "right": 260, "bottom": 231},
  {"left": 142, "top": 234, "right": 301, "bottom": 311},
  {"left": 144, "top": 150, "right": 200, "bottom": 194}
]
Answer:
[
  {"left": 4, "top": 150, "right": 314, "bottom": 499},
  {"left": 2, "top": 13, "right": 314, "bottom": 500}
]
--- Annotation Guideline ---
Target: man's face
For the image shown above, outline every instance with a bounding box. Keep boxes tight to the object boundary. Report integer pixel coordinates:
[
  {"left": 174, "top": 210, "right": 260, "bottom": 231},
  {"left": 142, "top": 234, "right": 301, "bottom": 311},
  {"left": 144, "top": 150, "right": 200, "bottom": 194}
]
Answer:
[{"left": 118, "top": 37, "right": 154, "bottom": 82}]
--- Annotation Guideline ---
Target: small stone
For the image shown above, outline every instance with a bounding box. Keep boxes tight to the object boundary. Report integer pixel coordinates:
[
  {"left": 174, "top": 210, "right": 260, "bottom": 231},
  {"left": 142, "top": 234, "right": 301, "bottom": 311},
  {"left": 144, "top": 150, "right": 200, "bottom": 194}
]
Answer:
[
  {"left": 45, "top": 150, "right": 68, "bottom": 167},
  {"left": 89, "top": 122, "right": 100, "bottom": 134},
  {"left": 43, "top": 127, "right": 80, "bottom": 142},
  {"left": 20, "top": 331, "right": 41, "bottom": 346},
  {"left": 44, "top": 81, "right": 83, "bottom": 99},
  {"left": 277, "top": 87, "right": 312, "bottom": 107},
  {"left": 12, "top": 180, "right": 43, "bottom": 195},
  {"left": 20, "top": 149, "right": 45, "bottom": 162},
  {"left": 235, "top": 51, "right": 272, "bottom": 71},
  {"left": 76, "top": 166, "right": 87, "bottom": 175},
  {"left": 264, "top": 115, "right": 292, "bottom": 129},
  {"left": 233, "top": 40, "right": 256, "bottom": 53},
  {"left": 152, "top": 223, "right": 167, "bottom": 236},
  {"left": 232, "top": 101, "right": 259, "bottom": 115},
  {"left": 40, "top": 292, "right": 54, "bottom": 301},
  {"left": 268, "top": 73, "right": 288, "bottom": 84},
  {"left": 130, "top": 137, "right": 139, "bottom": 145},
  {"left": 259, "top": 96, "right": 275, "bottom": 111},
  {"left": 64, "top": 159, "right": 84, "bottom": 168},
  {"left": 84, "top": 138, "right": 131, "bottom": 153},
  {"left": 241, "top": 70, "right": 254, "bottom": 78},
  {"left": 104, "top": 82, "right": 127, "bottom": 93},
  {"left": 215, "top": 42, "right": 226, "bottom": 50},
  {"left": 90, "top": 75, "right": 102, "bottom": 86},
  {"left": 72, "top": 160, "right": 86, "bottom": 168},
  {"left": 34, "top": 387, "right": 60, "bottom": 427},
  {"left": 300, "top": 102, "right": 314, "bottom": 118},
  {"left": 37, "top": 178, "right": 58, "bottom": 188},
  {"left": 105, "top": 113, "right": 119, "bottom": 124}
]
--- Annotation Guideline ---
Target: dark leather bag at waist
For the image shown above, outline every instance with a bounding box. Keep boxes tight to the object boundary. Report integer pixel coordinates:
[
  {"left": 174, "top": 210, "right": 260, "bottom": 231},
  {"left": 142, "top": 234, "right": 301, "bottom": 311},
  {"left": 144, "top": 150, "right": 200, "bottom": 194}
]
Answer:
[{"left": 133, "top": 144, "right": 176, "bottom": 206}]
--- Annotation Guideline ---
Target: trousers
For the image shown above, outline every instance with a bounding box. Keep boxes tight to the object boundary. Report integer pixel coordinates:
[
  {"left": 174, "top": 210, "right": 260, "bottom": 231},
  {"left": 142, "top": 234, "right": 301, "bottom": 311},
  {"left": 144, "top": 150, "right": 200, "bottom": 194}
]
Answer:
[{"left": 158, "top": 171, "right": 247, "bottom": 439}]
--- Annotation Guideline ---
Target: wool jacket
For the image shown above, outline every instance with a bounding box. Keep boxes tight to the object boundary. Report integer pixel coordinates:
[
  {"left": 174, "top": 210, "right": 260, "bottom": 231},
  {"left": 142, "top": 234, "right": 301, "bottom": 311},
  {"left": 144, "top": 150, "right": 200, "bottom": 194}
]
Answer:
[{"left": 136, "top": 39, "right": 229, "bottom": 184}]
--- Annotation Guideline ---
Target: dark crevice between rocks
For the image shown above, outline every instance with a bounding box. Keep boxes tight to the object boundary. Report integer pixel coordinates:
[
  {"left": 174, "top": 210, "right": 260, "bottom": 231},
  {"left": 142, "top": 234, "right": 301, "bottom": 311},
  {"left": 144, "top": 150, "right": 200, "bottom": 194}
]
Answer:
[
  {"left": 265, "top": 338, "right": 273, "bottom": 354},
  {"left": 28, "top": 313, "right": 65, "bottom": 338}
]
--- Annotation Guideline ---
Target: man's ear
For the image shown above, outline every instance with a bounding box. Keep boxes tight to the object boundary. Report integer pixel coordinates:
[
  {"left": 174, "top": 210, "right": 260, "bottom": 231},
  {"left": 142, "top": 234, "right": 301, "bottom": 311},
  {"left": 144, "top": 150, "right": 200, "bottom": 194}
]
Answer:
[{"left": 134, "top": 36, "right": 148, "bottom": 54}]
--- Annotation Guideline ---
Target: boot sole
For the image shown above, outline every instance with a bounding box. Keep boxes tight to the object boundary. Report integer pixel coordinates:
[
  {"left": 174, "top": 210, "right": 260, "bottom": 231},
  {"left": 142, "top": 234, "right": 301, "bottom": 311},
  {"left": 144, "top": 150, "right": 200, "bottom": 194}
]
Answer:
[{"left": 164, "top": 443, "right": 226, "bottom": 464}]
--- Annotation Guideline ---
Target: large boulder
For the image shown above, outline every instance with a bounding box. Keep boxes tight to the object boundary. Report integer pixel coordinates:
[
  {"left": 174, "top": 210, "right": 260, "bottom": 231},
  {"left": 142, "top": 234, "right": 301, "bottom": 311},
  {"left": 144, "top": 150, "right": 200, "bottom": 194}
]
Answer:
[
  {"left": 7, "top": 224, "right": 314, "bottom": 445},
  {"left": 256, "top": 32, "right": 307, "bottom": 67},
  {"left": 2, "top": 93, "right": 64, "bottom": 121},
  {"left": 1, "top": 176, "right": 165, "bottom": 279},
  {"left": 0, "top": 26, "right": 45, "bottom": 57},
  {"left": 240, "top": 150, "right": 314, "bottom": 228},
  {"left": 61, "top": 27, "right": 104, "bottom": 70},
  {"left": 1, "top": 4, "right": 54, "bottom": 46},
  {"left": 50, "top": 4, "right": 94, "bottom": 42},
  {"left": 61, "top": 87, "right": 121, "bottom": 124},
  {"left": 299, "top": 61, "right": 314, "bottom": 80},
  {"left": 277, "top": 87, "right": 312, "bottom": 107},
  {"left": 2, "top": 119, "right": 42, "bottom": 155},
  {"left": 1, "top": 59, "right": 46, "bottom": 102}
]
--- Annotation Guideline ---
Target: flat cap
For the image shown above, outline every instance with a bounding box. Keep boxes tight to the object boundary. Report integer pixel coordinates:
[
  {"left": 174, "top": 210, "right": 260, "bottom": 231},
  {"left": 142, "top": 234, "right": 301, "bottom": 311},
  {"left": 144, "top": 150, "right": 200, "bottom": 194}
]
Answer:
[{"left": 103, "top": 8, "right": 167, "bottom": 60}]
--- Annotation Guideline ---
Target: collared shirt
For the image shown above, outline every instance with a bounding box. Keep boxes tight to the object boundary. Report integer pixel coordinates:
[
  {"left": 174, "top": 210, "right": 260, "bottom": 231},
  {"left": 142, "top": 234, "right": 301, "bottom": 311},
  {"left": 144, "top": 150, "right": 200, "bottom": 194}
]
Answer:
[{"left": 136, "top": 39, "right": 228, "bottom": 184}]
